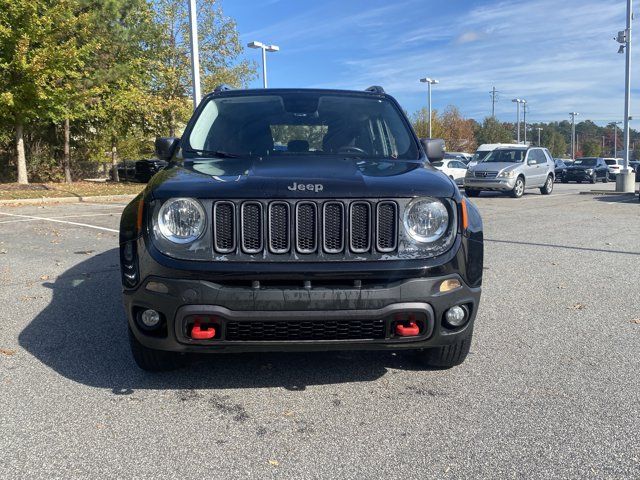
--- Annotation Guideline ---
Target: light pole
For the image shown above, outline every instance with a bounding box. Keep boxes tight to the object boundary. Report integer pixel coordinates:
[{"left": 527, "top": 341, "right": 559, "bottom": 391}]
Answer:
[
  {"left": 537, "top": 127, "right": 543, "bottom": 146},
  {"left": 522, "top": 100, "right": 528, "bottom": 144},
  {"left": 613, "top": 121, "right": 623, "bottom": 157},
  {"left": 570, "top": 112, "right": 580, "bottom": 159},
  {"left": 615, "top": 0, "right": 634, "bottom": 192},
  {"left": 512, "top": 99, "right": 523, "bottom": 143},
  {"left": 248, "top": 41, "right": 280, "bottom": 88},
  {"left": 420, "top": 78, "right": 439, "bottom": 137},
  {"left": 188, "top": 0, "right": 201, "bottom": 110}
]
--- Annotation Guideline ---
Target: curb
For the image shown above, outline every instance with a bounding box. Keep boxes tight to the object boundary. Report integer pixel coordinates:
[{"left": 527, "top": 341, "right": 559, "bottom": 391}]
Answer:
[
  {"left": 0, "top": 194, "right": 137, "bottom": 206},
  {"left": 579, "top": 190, "right": 639, "bottom": 196}
]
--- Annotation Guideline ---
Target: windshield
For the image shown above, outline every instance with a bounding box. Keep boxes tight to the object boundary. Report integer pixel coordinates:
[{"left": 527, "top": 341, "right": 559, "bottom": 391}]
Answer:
[
  {"left": 482, "top": 148, "right": 526, "bottom": 163},
  {"left": 185, "top": 92, "right": 419, "bottom": 161},
  {"left": 471, "top": 150, "right": 491, "bottom": 163},
  {"left": 574, "top": 158, "right": 597, "bottom": 166}
]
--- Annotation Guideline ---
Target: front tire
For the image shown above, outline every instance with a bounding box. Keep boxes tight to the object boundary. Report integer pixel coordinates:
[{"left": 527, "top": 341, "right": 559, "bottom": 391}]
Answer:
[
  {"left": 590, "top": 173, "right": 597, "bottom": 184},
  {"left": 128, "top": 327, "right": 185, "bottom": 372},
  {"left": 465, "top": 188, "right": 481, "bottom": 197},
  {"left": 540, "top": 175, "right": 554, "bottom": 195},
  {"left": 510, "top": 176, "right": 525, "bottom": 198},
  {"left": 603, "top": 173, "right": 609, "bottom": 183},
  {"left": 415, "top": 334, "right": 472, "bottom": 369}
]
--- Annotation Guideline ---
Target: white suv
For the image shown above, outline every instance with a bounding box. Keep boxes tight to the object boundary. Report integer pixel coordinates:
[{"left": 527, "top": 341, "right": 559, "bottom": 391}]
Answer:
[{"left": 464, "top": 146, "right": 555, "bottom": 198}]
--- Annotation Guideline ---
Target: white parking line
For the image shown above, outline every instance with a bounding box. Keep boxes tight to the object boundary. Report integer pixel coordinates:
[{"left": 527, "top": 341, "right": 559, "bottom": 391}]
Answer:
[
  {"left": 0, "top": 212, "right": 118, "bottom": 232},
  {"left": 0, "top": 212, "right": 121, "bottom": 224}
]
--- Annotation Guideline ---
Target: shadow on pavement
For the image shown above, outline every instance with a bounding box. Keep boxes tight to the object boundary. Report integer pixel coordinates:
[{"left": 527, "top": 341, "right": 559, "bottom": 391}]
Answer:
[{"left": 19, "top": 249, "right": 423, "bottom": 393}]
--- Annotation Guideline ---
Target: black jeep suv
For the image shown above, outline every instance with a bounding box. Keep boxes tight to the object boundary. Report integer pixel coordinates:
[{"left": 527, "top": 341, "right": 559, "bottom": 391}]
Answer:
[{"left": 119, "top": 86, "right": 484, "bottom": 371}]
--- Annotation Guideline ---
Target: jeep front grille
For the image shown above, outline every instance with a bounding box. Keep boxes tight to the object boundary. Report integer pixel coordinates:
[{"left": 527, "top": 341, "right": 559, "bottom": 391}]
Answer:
[
  {"left": 225, "top": 318, "right": 386, "bottom": 341},
  {"left": 212, "top": 199, "right": 399, "bottom": 260}
]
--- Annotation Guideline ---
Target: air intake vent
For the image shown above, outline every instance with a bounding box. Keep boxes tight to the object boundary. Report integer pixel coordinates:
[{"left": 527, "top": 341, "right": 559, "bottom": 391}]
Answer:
[
  {"left": 323, "top": 202, "right": 344, "bottom": 253},
  {"left": 241, "top": 202, "right": 263, "bottom": 254},
  {"left": 376, "top": 201, "right": 398, "bottom": 252},
  {"left": 296, "top": 202, "right": 317, "bottom": 253},
  {"left": 213, "top": 201, "right": 235, "bottom": 253},
  {"left": 350, "top": 202, "right": 371, "bottom": 253},
  {"left": 268, "top": 202, "right": 290, "bottom": 254}
]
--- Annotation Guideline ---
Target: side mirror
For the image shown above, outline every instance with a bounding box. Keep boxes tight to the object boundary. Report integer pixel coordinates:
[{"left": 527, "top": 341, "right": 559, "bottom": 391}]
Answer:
[
  {"left": 155, "top": 137, "right": 180, "bottom": 161},
  {"left": 420, "top": 138, "right": 445, "bottom": 162},
  {"left": 527, "top": 158, "right": 537, "bottom": 166}
]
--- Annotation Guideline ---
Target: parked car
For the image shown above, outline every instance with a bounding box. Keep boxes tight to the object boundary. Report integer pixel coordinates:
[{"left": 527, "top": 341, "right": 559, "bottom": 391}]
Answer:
[
  {"left": 444, "top": 152, "right": 473, "bottom": 164},
  {"left": 114, "top": 161, "right": 136, "bottom": 181},
  {"left": 562, "top": 157, "right": 610, "bottom": 183},
  {"left": 431, "top": 158, "right": 468, "bottom": 185},
  {"left": 629, "top": 161, "right": 640, "bottom": 181},
  {"left": 119, "top": 85, "right": 484, "bottom": 371},
  {"left": 134, "top": 159, "right": 168, "bottom": 183},
  {"left": 467, "top": 143, "right": 523, "bottom": 167},
  {"left": 464, "top": 146, "right": 555, "bottom": 198},
  {"left": 554, "top": 159, "right": 568, "bottom": 182}
]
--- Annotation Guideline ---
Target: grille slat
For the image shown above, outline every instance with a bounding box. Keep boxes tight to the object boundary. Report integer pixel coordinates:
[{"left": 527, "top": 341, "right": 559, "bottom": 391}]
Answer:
[
  {"left": 213, "top": 201, "right": 236, "bottom": 253},
  {"left": 376, "top": 201, "right": 398, "bottom": 252},
  {"left": 225, "top": 319, "right": 386, "bottom": 341},
  {"left": 350, "top": 202, "right": 372, "bottom": 253},
  {"left": 241, "top": 202, "right": 263, "bottom": 254},
  {"left": 268, "top": 202, "right": 290, "bottom": 254},
  {"left": 323, "top": 202, "right": 344, "bottom": 253},
  {"left": 296, "top": 202, "right": 317, "bottom": 253}
]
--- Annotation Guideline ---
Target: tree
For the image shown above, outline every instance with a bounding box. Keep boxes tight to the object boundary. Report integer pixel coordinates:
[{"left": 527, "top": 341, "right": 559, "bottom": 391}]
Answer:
[
  {"left": 440, "top": 106, "right": 476, "bottom": 152},
  {"left": 475, "top": 117, "right": 513, "bottom": 145},
  {"left": 581, "top": 140, "right": 601, "bottom": 157},
  {"left": 0, "top": 0, "right": 89, "bottom": 184},
  {"left": 151, "top": 0, "right": 255, "bottom": 137}
]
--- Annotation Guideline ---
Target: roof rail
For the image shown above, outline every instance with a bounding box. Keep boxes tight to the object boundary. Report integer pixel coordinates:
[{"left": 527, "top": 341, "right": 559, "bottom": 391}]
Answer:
[
  {"left": 214, "top": 84, "right": 233, "bottom": 93},
  {"left": 365, "top": 85, "right": 385, "bottom": 94}
]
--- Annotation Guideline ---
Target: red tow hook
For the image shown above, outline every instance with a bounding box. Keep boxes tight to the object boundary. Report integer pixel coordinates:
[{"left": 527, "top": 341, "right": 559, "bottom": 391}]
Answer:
[
  {"left": 395, "top": 321, "right": 420, "bottom": 337},
  {"left": 191, "top": 320, "right": 216, "bottom": 340}
]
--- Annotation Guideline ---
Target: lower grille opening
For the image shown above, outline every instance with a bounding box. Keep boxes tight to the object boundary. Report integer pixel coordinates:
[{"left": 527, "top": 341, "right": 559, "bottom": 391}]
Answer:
[{"left": 225, "top": 319, "right": 386, "bottom": 341}]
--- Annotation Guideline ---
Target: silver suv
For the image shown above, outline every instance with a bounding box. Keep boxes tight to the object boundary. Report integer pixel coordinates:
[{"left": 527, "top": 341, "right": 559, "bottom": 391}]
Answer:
[{"left": 463, "top": 146, "right": 555, "bottom": 198}]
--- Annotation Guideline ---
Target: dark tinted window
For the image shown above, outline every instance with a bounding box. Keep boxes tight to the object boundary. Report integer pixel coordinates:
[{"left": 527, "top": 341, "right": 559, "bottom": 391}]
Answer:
[{"left": 574, "top": 158, "right": 598, "bottom": 167}]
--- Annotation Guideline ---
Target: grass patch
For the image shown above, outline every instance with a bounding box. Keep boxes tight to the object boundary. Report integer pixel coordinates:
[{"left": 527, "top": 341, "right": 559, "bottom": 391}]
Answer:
[{"left": 0, "top": 181, "right": 144, "bottom": 200}]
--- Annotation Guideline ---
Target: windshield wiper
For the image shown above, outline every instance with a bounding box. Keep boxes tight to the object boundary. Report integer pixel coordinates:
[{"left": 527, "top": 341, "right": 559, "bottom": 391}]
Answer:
[{"left": 186, "top": 149, "right": 246, "bottom": 159}]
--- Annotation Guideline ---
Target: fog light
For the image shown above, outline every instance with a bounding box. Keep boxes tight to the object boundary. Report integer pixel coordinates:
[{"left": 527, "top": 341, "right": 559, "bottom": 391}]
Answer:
[
  {"left": 445, "top": 305, "right": 467, "bottom": 327},
  {"left": 140, "top": 309, "right": 161, "bottom": 328}
]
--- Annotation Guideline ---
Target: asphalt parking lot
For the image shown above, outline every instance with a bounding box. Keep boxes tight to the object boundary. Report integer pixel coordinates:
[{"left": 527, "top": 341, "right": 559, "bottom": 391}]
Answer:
[{"left": 1, "top": 183, "right": 639, "bottom": 479}]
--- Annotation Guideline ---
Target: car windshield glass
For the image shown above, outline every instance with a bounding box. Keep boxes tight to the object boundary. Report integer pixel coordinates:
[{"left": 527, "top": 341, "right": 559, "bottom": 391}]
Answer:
[
  {"left": 574, "top": 158, "right": 597, "bottom": 166},
  {"left": 471, "top": 151, "right": 491, "bottom": 163},
  {"left": 482, "top": 149, "right": 526, "bottom": 163},
  {"left": 184, "top": 92, "right": 419, "bottom": 161}
]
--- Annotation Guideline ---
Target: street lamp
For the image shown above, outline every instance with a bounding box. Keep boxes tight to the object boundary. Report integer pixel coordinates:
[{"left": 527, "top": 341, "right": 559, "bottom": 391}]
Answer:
[
  {"left": 536, "top": 127, "right": 543, "bottom": 146},
  {"left": 522, "top": 100, "right": 528, "bottom": 143},
  {"left": 188, "top": 0, "right": 201, "bottom": 109},
  {"left": 570, "top": 112, "right": 580, "bottom": 159},
  {"left": 420, "top": 77, "right": 439, "bottom": 138},
  {"left": 613, "top": 121, "right": 623, "bottom": 157},
  {"left": 512, "top": 99, "right": 524, "bottom": 143},
  {"left": 614, "top": 0, "right": 634, "bottom": 192},
  {"left": 248, "top": 41, "right": 280, "bottom": 88}
]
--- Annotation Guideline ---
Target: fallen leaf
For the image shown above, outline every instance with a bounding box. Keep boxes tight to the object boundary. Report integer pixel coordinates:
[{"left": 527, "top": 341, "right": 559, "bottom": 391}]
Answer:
[
  {"left": 268, "top": 460, "right": 279, "bottom": 466},
  {"left": 444, "top": 466, "right": 451, "bottom": 473},
  {"left": 283, "top": 411, "right": 294, "bottom": 417},
  {"left": 630, "top": 319, "right": 640, "bottom": 325},
  {"left": 0, "top": 249, "right": 7, "bottom": 254},
  {"left": 551, "top": 262, "right": 558, "bottom": 266},
  {"left": 558, "top": 284, "right": 566, "bottom": 289},
  {"left": 568, "top": 303, "right": 585, "bottom": 310},
  {"left": 40, "top": 275, "right": 49, "bottom": 280},
  {"left": 0, "top": 348, "right": 16, "bottom": 356}
]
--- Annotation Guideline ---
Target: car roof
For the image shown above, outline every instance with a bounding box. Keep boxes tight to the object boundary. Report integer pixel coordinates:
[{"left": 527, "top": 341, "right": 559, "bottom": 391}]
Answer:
[{"left": 206, "top": 87, "right": 389, "bottom": 99}]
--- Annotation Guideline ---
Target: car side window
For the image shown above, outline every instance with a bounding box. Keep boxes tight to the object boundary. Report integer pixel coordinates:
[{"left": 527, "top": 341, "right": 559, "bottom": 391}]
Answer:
[
  {"left": 528, "top": 149, "right": 542, "bottom": 164},
  {"left": 451, "top": 161, "right": 465, "bottom": 169}
]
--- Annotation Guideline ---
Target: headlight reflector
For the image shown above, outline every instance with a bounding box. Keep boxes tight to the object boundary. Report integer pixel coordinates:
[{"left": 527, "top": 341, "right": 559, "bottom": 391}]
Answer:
[
  {"left": 157, "top": 198, "right": 206, "bottom": 244},
  {"left": 498, "top": 170, "right": 515, "bottom": 178},
  {"left": 403, "top": 197, "right": 449, "bottom": 243}
]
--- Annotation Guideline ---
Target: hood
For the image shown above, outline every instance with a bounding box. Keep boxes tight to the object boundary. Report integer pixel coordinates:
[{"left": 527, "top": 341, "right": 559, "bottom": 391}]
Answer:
[
  {"left": 148, "top": 157, "right": 456, "bottom": 200},
  {"left": 471, "top": 162, "right": 519, "bottom": 174}
]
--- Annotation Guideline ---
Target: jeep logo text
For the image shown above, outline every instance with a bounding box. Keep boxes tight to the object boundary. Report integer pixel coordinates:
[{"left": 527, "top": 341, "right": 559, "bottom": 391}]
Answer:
[{"left": 287, "top": 182, "right": 324, "bottom": 193}]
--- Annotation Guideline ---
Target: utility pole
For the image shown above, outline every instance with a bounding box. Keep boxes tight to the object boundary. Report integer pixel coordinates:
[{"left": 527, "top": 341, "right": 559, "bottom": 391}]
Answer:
[
  {"left": 490, "top": 86, "right": 498, "bottom": 118},
  {"left": 188, "top": 0, "right": 201, "bottom": 110},
  {"left": 615, "top": 0, "right": 634, "bottom": 192},
  {"left": 602, "top": 135, "right": 606, "bottom": 154},
  {"left": 537, "top": 127, "right": 543, "bottom": 146},
  {"left": 613, "top": 121, "right": 623, "bottom": 157},
  {"left": 570, "top": 112, "right": 580, "bottom": 159}
]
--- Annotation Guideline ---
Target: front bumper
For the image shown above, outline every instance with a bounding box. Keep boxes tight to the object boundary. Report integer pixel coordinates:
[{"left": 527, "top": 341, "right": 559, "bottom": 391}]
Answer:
[
  {"left": 124, "top": 274, "right": 480, "bottom": 353},
  {"left": 563, "top": 171, "right": 592, "bottom": 181},
  {"left": 464, "top": 177, "right": 515, "bottom": 191}
]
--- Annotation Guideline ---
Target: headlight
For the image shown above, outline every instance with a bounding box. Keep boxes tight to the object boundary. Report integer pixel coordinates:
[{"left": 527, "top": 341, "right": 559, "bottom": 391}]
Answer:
[
  {"left": 498, "top": 170, "right": 515, "bottom": 178},
  {"left": 585, "top": 169, "right": 594, "bottom": 174},
  {"left": 157, "top": 198, "right": 206, "bottom": 244},
  {"left": 465, "top": 169, "right": 473, "bottom": 177},
  {"left": 403, "top": 197, "right": 449, "bottom": 243}
]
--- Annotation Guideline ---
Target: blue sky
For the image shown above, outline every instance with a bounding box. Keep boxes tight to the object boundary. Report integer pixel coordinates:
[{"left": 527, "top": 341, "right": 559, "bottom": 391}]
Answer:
[{"left": 224, "top": 0, "right": 637, "bottom": 125}]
